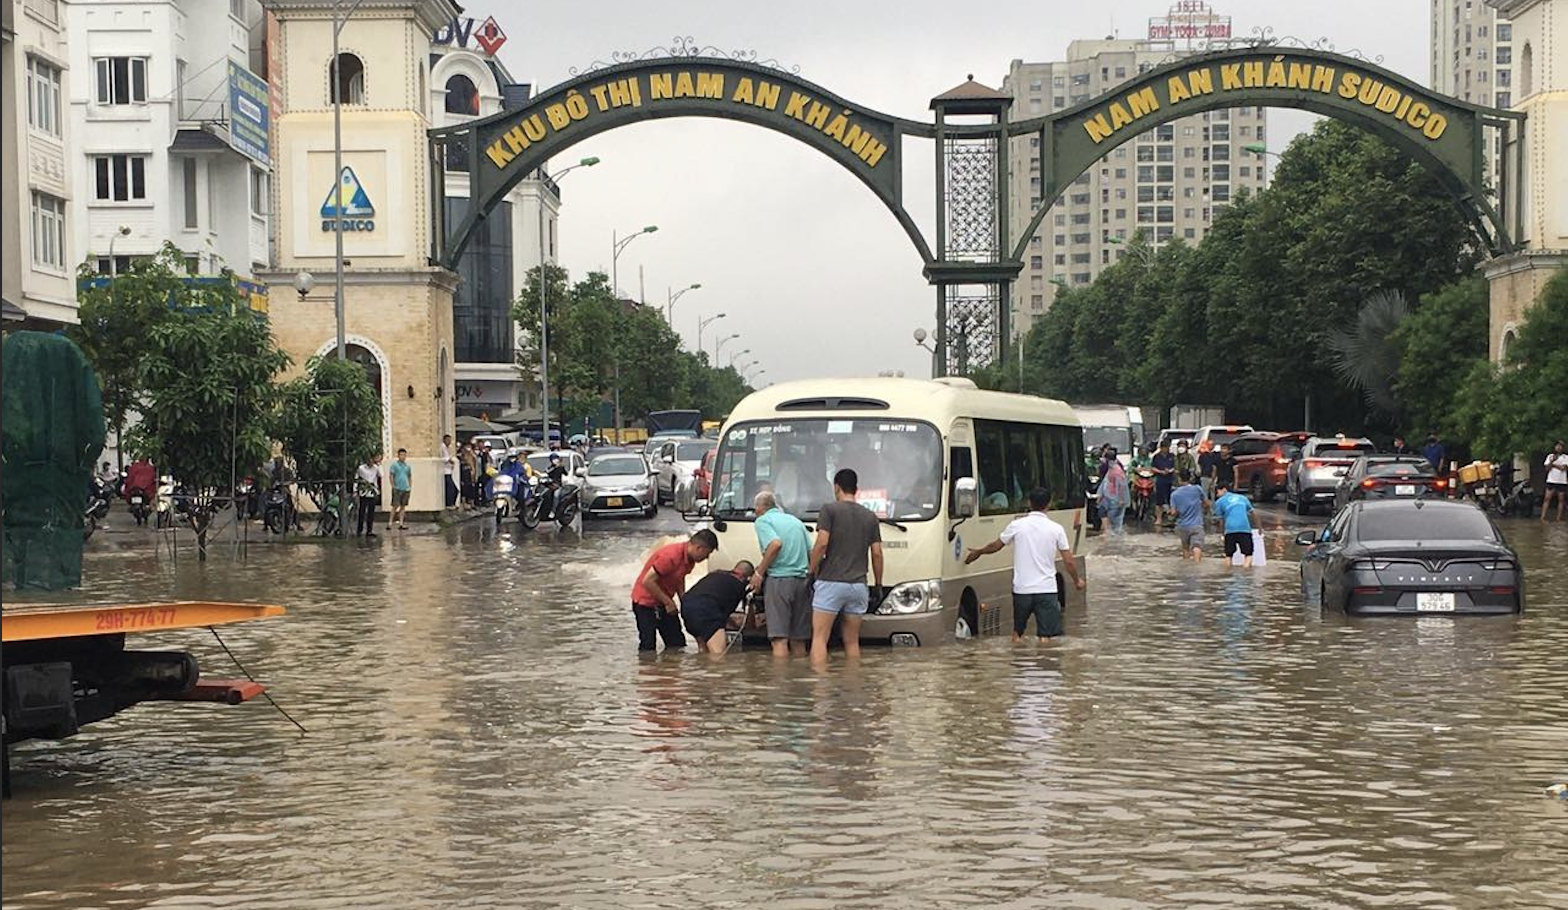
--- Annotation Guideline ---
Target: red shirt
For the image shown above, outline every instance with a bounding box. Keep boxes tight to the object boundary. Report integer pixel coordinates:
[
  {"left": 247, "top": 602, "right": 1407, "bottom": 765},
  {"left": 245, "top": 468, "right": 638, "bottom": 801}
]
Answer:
[{"left": 631, "top": 542, "right": 696, "bottom": 607}]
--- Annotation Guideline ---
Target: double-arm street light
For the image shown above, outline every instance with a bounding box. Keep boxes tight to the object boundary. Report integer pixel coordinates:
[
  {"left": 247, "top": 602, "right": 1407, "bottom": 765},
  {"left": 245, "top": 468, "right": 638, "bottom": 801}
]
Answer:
[
  {"left": 666, "top": 283, "right": 701, "bottom": 325},
  {"left": 697, "top": 313, "right": 726, "bottom": 355},
  {"left": 715, "top": 332, "right": 741, "bottom": 363},
  {"left": 728, "top": 348, "right": 750, "bottom": 368},
  {"left": 611, "top": 225, "right": 657, "bottom": 299},
  {"left": 537, "top": 156, "right": 600, "bottom": 447}
]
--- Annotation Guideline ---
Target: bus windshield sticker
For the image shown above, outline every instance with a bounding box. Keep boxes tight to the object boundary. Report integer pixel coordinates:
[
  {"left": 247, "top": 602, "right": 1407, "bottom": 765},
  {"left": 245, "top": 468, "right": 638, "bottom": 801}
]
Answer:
[
  {"left": 856, "top": 489, "right": 890, "bottom": 518},
  {"left": 827, "top": 420, "right": 854, "bottom": 435}
]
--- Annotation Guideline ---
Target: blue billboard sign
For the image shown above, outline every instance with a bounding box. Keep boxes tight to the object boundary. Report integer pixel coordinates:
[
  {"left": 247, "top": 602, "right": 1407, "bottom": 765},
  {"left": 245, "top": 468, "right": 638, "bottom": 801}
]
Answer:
[{"left": 227, "top": 61, "right": 270, "bottom": 166}]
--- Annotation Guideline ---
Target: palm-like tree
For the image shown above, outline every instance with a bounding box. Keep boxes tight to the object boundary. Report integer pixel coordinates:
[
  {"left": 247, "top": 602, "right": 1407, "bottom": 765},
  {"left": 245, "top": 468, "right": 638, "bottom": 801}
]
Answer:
[{"left": 1327, "top": 290, "right": 1409, "bottom": 418}]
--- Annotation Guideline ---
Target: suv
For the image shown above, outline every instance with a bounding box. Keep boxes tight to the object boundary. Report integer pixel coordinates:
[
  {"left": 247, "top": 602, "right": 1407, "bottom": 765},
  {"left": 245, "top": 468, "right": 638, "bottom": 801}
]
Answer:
[
  {"left": 1286, "top": 436, "right": 1375, "bottom": 515},
  {"left": 1232, "top": 431, "right": 1311, "bottom": 502},
  {"left": 653, "top": 437, "right": 716, "bottom": 504},
  {"left": 1154, "top": 428, "right": 1197, "bottom": 453},
  {"left": 1332, "top": 455, "right": 1446, "bottom": 513},
  {"left": 1192, "top": 424, "right": 1254, "bottom": 453}
]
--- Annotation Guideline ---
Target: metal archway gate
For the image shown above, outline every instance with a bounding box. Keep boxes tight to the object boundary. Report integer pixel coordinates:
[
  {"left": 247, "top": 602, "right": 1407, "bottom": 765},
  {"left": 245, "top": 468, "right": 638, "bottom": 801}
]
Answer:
[{"left": 430, "top": 46, "right": 1524, "bottom": 374}]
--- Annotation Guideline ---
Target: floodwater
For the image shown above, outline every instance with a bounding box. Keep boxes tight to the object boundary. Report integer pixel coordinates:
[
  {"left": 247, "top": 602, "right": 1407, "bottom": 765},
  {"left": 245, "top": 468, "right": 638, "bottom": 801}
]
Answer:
[{"left": 4, "top": 508, "right": 1567, "bottom": 909}]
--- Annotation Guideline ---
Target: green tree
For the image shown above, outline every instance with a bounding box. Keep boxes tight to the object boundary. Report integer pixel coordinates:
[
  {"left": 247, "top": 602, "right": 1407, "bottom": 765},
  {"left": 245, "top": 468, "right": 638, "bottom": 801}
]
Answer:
[
  {"left": 129, "top": 304, "right": 290, "bottom": 558},
  {"left": 1327, "top": 290, "right": 1410, "bottom": 421},
  {"left": 67, "top": 244, "right": 183, "bottom": 467},
  {"left": 1391, "top": 275, "right": 1489, "bottom": 438},
  {"left": 1454, "top": 269, "right": 1568, "bottom": 459},
  {"left": 274, "top": 355, "right": 384, "bottom": 512}
]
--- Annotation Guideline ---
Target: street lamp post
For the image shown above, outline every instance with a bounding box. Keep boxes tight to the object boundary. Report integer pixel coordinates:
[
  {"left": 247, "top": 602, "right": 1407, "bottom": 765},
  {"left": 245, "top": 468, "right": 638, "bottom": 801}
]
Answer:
[
  {"left": 697, "top": 313, "right": 727, "bottom": 356},
  {"left": 913, "top": 327, "right": 936, "bottom": 379},
  {"left": 728, "top": 348, "right": 750, "bottom": 368},
  {"left": 715, "top": 332, "right": 740, "bottom": 363},
  {"left": 666, "top": 282, "right": 701, "bottom": 326},
  {"left": 536, "top": 156, "right": 600, "bottom": 448},
  {"left": 609, "top": 225, "right": 656, "bottom": 442}
]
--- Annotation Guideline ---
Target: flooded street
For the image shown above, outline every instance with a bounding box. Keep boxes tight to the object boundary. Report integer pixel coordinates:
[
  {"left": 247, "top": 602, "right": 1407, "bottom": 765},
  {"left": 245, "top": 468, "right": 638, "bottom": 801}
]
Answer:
[{"left": 4, "top": 508, "right": 1567, "bottom": 909}]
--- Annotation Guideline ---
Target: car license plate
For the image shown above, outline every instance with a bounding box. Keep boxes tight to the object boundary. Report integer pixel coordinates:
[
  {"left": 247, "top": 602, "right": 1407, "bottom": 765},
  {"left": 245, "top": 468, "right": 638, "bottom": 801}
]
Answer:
[
  {"left": 606, "top": 497, "right": 624, "bottom": 507},
  {"left": 1395, "top": 484, "right": 1416, "bottom": 495},
  {"left": 131, "top": 496, "right": 144, "bottom": 505},
  {"left": 1417, "top": 592, "right": 1455, "bottom": 612}
]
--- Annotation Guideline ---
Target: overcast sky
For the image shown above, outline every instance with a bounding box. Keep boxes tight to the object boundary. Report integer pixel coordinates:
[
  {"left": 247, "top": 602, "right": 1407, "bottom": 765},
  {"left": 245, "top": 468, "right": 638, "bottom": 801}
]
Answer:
[{"left": 460, "top": 0, "right": 1430, "bottom": 385}]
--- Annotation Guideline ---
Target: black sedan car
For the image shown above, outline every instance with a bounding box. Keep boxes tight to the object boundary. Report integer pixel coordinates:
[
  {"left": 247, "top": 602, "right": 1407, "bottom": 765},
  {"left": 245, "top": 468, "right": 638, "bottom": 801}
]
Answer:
[
  {"left": 1331, "top": 455, "right": 1446, "bottom": 513},
  {"left": 1296, "top": 499, "right": 1523, "bottom": 615}
]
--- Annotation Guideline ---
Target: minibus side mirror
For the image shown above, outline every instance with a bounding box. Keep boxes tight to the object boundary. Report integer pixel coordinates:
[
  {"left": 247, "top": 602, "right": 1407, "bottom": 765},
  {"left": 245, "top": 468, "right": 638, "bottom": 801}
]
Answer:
[{"left": 953, "top": 477, "right": 978, "bottom": 519}]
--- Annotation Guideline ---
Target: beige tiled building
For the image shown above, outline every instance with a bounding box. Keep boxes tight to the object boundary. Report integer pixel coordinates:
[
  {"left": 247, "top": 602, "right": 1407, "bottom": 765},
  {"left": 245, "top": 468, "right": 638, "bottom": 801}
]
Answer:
[
  {"left": 1003, "top": 39, "right": 1270, "bottom": 334},
  {"left": 1431, "top": 0, "right": 1517, "bottom": 108}
]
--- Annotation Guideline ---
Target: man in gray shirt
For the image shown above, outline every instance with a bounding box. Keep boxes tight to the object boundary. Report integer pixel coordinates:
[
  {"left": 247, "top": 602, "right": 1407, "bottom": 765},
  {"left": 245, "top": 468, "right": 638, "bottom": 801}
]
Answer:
[{"left": 808, "top": 468, "right": 883, "bottom": 665}]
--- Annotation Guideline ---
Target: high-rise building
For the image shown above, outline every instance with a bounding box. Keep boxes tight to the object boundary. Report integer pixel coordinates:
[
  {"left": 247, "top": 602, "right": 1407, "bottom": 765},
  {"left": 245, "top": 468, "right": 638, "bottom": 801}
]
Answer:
[
  {"left": 1431, "top": 0, "right": 1516, "bottom": 109},
  {"left": 429, "top": 14, "right": 560, "bottom": 422},
  {"left": 2, "top": 0, "right": 77, "bottom": 330},
  {"left": 64, "top": 0, "right": 272, "bottom": 284},
  {"left": 1003, "top": 13, "right": 1269, "bottom": 335}
]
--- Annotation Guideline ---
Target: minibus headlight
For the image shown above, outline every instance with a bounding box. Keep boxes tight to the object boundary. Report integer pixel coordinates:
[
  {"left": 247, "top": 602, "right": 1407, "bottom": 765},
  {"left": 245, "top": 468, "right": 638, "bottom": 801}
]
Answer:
[{"left": 879, "top": 579, "right": 943, "bottom": 615}]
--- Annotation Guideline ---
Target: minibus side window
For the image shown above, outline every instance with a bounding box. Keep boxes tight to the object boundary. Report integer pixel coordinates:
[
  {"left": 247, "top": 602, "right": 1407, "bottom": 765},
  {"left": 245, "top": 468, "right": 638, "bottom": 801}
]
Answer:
[{"left": 948, "top": 447, "right": 973, "bottom": 517}]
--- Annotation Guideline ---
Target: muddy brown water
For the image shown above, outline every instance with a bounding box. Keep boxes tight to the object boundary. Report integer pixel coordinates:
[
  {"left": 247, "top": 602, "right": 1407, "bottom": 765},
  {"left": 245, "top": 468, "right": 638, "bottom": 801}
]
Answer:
[{"left": 4, "top": 509, "right": 1566, "bottom": 909}]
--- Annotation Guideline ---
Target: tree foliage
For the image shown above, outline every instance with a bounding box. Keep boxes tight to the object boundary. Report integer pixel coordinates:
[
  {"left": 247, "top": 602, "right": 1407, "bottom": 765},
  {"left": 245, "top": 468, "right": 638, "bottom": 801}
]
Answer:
[
  {"left": 128, "top": 304, "right": 290, "bottom": 555},
  {"left": 1390, "top": 275, "right": 1489, "bottom": 439},
  {"left": 1453, "top": 269, "right": 1568, "bottom": 460},
  {"left": 275, "top": 355, "right": 384, "bottom": 506},
  {"left": 66, "top": 244, "right": 184, "bottom": 465},
  {"left": 513, "top": 265, "right": 752, "bottom": 428},
  {"left": 982, "top": 119, "right": 1483, "bottom": 434}
]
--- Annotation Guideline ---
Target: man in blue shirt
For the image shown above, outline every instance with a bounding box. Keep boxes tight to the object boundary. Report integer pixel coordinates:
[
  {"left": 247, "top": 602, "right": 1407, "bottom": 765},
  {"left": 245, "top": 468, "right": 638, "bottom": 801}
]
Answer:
[
  {"left": 1423, "top": 434, "right": 1447, "bottom": 474},
  {"left": 1169, "top": 477, "right": 1208, "bottom": 561},
  {"left": 750, "top": 490, "right": 814, "bottom": 657},
  {"left": 1212, "top": 480, "right": 1256, "bottom": 567}
]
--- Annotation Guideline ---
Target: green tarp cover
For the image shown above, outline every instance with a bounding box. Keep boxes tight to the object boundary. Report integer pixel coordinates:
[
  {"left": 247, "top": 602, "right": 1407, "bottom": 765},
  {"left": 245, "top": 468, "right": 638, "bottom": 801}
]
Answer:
[{"left": 2, "top": 332, "right": 105, "bottom": 590}]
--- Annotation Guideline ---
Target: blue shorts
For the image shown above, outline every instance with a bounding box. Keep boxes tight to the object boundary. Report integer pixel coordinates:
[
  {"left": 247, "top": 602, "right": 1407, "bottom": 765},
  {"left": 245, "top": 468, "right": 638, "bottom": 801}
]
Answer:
[{"left": 812, "top": 580, "right": 869, "bottom": 616}]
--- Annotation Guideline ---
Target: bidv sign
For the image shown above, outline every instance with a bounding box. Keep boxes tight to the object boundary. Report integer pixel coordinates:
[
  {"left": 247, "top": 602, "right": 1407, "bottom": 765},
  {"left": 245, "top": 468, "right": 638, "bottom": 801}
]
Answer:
[{"left": 432, "top": 16, "right": 507, "bottom": 56}]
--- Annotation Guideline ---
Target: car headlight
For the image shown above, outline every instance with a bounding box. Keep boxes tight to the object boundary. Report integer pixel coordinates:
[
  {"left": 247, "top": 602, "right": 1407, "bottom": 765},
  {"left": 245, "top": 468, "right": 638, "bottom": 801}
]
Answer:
[
  {"left": 634, "top": 479, "right": 650, "bottom": 491},
  {"left": 876, "top": 579, "right": 944, "bottom": 615}
]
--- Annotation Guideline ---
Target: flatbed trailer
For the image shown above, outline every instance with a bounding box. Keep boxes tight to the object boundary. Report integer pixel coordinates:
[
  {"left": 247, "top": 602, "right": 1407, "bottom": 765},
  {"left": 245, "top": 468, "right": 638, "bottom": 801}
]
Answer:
[{"left": 1, "top": 601, "right": 284, "bottom": 796}]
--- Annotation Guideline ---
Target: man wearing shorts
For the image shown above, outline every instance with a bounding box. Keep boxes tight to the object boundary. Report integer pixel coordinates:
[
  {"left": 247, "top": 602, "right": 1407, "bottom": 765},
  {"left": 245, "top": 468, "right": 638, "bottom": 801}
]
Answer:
[
  {"left": 1151, "top": 441, "right": 1176, "bottom": 524},
  {"left": 1212, "top": 480, "right": 1256, "bottom": 568},
  {"left": 964, "top": 487, "right": 1086, "bottom": 641},
  {"left": 808, "top": 469, "right": 883, "bottom": 665},
  {"left": 388, "top": 448, "right": 413, "bottom": 530},
  {"left": 750, "top": 491, "right": 813, "bottom": 657},
  {"left": 680, "top": 561, "right": 755, "bottom": 656},
  {"left": 631, "top": 529, "right": 718, "bottom": 652},
  {"left": 1170, "top": 476, "right": 1207, "bottom": 561},
  {"left": 1542, "top": 441, "right": 1567, "bottom": 522}
]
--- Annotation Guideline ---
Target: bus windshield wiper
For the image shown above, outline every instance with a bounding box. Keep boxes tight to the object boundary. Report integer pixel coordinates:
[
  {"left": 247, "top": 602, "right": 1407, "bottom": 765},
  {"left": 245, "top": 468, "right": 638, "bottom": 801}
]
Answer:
[{"left": 879, "top": 517, "right": 908, "bottom": 532}]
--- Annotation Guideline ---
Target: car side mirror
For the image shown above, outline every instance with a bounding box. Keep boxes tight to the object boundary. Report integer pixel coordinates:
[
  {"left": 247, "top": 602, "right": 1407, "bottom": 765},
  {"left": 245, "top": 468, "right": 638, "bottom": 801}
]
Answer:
[
  {"left": 674, "top": 484, "right": 697, "bottom": 513},
  {"left": 574, "top": 467, "right": 587, "bottom": 478},
  {"left": 663, "top": 454, "right": 675, "bottom": 464},
  {"left": 1293, "top": 530, "right": 1318, "bottom": 546},
  {"left": 952, "top": 477, "right": 979, "bottom": 519}
]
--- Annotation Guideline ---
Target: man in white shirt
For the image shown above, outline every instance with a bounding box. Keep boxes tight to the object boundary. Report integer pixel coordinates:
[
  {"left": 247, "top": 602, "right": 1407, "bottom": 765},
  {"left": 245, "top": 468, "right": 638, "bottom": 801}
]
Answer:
[
  {"left": 964, "top": 487, "right": 1086, "bottom": 641},
  {"left": 440, "top": 434, "right": 457, "bottom": 508},
  {"left": 355, "top": 454, "right": 383, "bottom": 538},
  {"left": 1544, "top": 440, "right": 1568, "bottom": 523}
]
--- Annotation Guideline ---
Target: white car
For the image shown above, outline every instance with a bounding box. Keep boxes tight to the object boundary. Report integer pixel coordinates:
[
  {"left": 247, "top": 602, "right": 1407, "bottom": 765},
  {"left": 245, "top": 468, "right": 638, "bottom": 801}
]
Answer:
[
  {"left": 472, "top": 434, "right": 522, "bottom": 461},
  {"left": 579, "top": 453, "right": 657, "bottom": 518},
  {"left": 652, "top": 437, "right": 716, "bottom": 505}
]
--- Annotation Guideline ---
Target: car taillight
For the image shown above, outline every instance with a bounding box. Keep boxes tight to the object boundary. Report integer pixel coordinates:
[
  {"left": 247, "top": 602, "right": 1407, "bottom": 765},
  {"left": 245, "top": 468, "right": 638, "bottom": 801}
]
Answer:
[
  {"left": 1361, "top": 478, "right": 1377, "bottom": 489},
  {"left": 1306, "top": 459, "right": 1324, "bottom": 468},
  {"left": 1489, "top": 585, "right": 1517, "bottom": 595},
  {"left": 1275, "top": 457, "right": 1291, "bottom": 465},
  {"left": 1352, "top": 586, "right": 1383, "bottom": 595},
  {"left": 1432, "top": 479, "right": 1447, "bottom": 489}
]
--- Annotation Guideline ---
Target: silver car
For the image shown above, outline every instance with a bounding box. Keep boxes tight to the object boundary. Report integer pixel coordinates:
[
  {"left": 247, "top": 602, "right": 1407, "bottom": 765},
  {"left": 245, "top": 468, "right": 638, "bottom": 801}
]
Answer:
[
  {"left": 652, "top": 438, "right": 715, "bottom": 505},
  {"left": 579, "top": 453, "right": 657, "bottom": 519},
  {"left": 1286, "top": 436, "right": 1376, "bottom": 515}
]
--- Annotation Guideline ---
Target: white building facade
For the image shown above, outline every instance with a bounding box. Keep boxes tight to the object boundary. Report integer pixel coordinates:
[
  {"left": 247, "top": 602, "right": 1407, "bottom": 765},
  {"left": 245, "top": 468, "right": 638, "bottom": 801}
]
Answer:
[
  {"left": 64, "top": 0, "right": 270, "bottom": 282},
  {"left": 1003, "top": 30, "right": 1269, "bottom": 334},
  {"left": 2, "top": 0, "right": 77, "bottom": 329},
  {"left": 427, "top": 18, "right": 559, "bottom": 423}
]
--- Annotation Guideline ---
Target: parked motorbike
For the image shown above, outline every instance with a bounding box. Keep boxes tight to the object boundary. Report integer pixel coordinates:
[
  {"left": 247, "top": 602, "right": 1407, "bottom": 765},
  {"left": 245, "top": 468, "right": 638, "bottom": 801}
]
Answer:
[
  {"left": 83, "top": 479, "right": 113, "bottom": 540},
  {"left": 314, "top": 490, "right": 343, "bottom": 537},
  {"left": 1085, "top": 469, "right": 1102, "bottom": 531},
  {"left": 155, "top": 476, "right": 176, "bottom": 529},
  {"left": 126, "top": 485, "right": 153, "bottom": 526},
  {"left": 1130, "top": 468, "right": 1156, "bottom": 521},
  {"left": 235, "top": 476, "right": 259, "bottom": 519},
  {"left": 1497, "top": 477, "right": 1536, "bottom": 518},
  {"left": 263, "top": 483, "right": 291, "bottom": 535}
]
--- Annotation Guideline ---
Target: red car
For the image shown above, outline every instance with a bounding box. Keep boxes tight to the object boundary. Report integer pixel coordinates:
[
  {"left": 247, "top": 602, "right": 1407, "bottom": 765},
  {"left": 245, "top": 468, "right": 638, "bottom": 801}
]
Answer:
[
  {"left": 694, "top": 447, "right": 716, "bottom": 501},
  {"left": 1232, "top": 431, "right": 1312, "bottom": 502}
]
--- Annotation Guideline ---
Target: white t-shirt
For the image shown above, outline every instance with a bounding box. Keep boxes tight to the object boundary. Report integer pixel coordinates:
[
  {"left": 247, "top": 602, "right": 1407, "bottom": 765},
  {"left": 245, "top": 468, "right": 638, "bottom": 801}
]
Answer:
[
  {"left": 441, "top": 443, "right": 455, "bottom": 476},
  {"left": 1546, "top": 453, "right": 1568, "bottom": 486},
  {"left": 356, "top": 463, "right": 381, "bottom": 493},
  {"left": 999, "top": 511, "right": 1071, "bottom": 594}
]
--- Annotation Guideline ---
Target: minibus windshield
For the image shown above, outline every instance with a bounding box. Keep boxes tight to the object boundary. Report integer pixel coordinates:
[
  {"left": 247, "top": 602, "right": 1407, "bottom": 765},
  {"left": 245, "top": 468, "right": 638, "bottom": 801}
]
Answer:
[{"left": 711, "top": 419, "right": 942, "bottom": 521}]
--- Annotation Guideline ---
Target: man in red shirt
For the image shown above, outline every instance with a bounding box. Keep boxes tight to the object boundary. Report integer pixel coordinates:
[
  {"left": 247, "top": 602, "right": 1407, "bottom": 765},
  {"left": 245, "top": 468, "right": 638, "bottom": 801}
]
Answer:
[{"left": 632, "top": 529, "right": 719, "bottom": 651}]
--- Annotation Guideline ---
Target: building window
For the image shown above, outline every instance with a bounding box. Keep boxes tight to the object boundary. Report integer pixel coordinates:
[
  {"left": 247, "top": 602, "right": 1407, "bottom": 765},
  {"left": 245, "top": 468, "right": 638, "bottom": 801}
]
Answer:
[
  {"left": 1496, "top": 91, "right": 1511, "bottom": 108},
  {"left": 444, "top": 197, "right": 515, "bottom": 363},
  {"left": 1496, "top": 69, "right": 1511, "bottom": 86},
  {"left": 250, "top": 167, "right": 268, "bottom": 216},
  {"left": 1028, "top": 79, "right": 1042, "bottom": 91},
  {"left": 1498, "top": 23, "right": 1512, "bottom": 41},
  {"left": 1053, "top": 234, "right": 1065, "bottom": 244},
  {"left": 330, "top": 53, "right": 365, "bottom": 105},
  {"left": 1053, "top": 95, "right": 1065, "bottom": 108},
  {"left": 1054, "top": 254, "right": 1066, "bottom": 266},
  {"left": 1030, "top": 255, "right": 1043, "bottom": 269},
  {"left": 95, "top": 57, "right": 148, "bottom": 105},
  {"left": 1031, "top": 295, "right": 1044, "bottom": 311},
  {"left": 229, "top": 0, "right": 246, "bottom": 21},
  {"left": 96, "top": 255, "right": 135, "bottom": 275},
  {"left": 93, "top": 155, "right": 147, "bottom": 201},
  {"left": 182, "top": 158, "right": 199, "bottom": 228},
  {"left": 26, "top": 56, "right": 63, "bottom": 136},
  {"left": 30, "top": 192, "right": 67, "bottom": 270},
  {"left": 445, "top": 74, "right": 479, "bottom": 115},
  {"left": 184, "top": 254, "right": 201, "bottom": 274},
  {"left": 1212, "top": 184, "right": 1231, "bottom": 202}
]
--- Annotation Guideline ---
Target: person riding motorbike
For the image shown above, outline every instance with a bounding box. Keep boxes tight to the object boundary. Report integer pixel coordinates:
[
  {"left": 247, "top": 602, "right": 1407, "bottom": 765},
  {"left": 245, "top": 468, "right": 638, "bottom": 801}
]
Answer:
[{"left": 537, "top": 452, "right": 570, "bottom": 519}]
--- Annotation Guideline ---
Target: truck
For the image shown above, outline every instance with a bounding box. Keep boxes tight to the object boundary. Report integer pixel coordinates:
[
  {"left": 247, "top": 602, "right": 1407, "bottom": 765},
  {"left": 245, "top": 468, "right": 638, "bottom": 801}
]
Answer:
[
  {"left": 1071, "top": 404, "right": 1144, "bottom": 465},
  {"left": 1168, "top": 404, "right": 1226, "bottom": 430}
]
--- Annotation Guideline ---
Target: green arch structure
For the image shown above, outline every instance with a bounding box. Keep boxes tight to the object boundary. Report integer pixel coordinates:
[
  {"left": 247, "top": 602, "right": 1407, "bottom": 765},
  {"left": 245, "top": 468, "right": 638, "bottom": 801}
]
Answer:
[
  {"left": 1009, "top": 47, "right": 1524, "bottom": 262},
  {"left": 430, "top": 47, "right": 1523, "bottom": 365}
]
